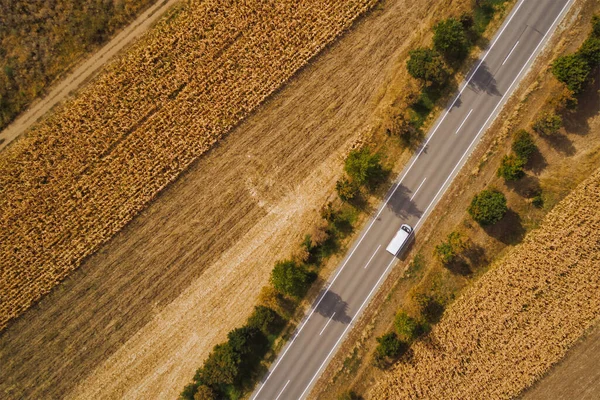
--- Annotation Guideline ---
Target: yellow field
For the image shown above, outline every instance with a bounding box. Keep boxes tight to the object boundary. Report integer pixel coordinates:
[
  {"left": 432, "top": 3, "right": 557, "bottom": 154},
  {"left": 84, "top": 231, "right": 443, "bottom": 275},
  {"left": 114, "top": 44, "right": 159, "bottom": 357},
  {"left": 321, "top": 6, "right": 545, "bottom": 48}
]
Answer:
[
  {"left": 0, "top": 0, "right": 377, "bottom": 330},
  {"left": 369, "top": 166, "right": 600, "bottom": 399}
]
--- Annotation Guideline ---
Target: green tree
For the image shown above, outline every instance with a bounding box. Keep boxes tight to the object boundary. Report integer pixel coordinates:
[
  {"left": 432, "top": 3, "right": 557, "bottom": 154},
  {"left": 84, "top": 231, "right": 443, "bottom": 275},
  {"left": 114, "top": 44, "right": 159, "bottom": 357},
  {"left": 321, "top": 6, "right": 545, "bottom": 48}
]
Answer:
[
  {"left": 577, "top": 36, "right": 600, "bottom": 67},
  {"left": 375, "top": 332, "right": 405, "bottom": 358},
  {"left": 433, "top": 18, "right": 470, "bottom": 62},
  {"left": 394, "top": 311, "right": 419, "bottom": 341},
  {"left": 247, "top": 305, "right": 283, "bottom": 335},
  {"left": 434, "top": 231, "right": 467, "bottom": 264},
  {"left": 336, "top": 178, "right": 359, "bottom": 202},
  {"left": 497, "top": 154, "right": 525, "bottom": 181},
  {"left": 592, "top": 14, "right": 600, "bottom": 37},
  {"left": 468, "top": 189, "right": 507, "bottom": 225},
  {"left": 344, "top": 147, "right": 385, "bottom": 187},
  {"left": 511, "top": 129, "right": 537, "bottom": 161},
  {"left": 194, "top": 385, "right": 216, "bottom": 400},
  {"left": 532, "top": 111, "right": 562, "bottom": 135},
  {"left": 270, "top": 260, "right": 312, "bottom": 298},
  {"left": 180, "top": 383, "right": 199, "bottom": 400},
  {"left": 414, "top": 293, "right": 445, "bottom": 323},
  {"left": 551, "top": 54, "right": 591, "bottom": 94},
  {"left": 406, "top": 47, "right": 449, "bottom": 86},
  {"left": 198, "top": 343, "right": 241, "bottom": 387},
  {"left": 227, "top": 326, "right": 263, "bottom": 356}
]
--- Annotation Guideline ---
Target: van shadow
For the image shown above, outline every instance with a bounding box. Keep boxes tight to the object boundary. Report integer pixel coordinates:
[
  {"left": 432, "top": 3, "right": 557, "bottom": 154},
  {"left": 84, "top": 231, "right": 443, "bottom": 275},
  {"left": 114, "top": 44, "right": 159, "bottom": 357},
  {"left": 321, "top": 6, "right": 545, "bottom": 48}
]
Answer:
[
  {"left": 315, "top": 291, "right": 352, "bottom": 325},
  {"left": 385, "top": 183, "right": 423, "bottom": 219}
]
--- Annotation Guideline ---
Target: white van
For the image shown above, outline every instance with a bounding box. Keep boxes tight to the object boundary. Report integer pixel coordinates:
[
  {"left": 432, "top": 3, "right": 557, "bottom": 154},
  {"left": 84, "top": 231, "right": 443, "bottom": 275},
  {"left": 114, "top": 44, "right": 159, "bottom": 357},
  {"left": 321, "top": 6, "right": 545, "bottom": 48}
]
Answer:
[{"left": 386, "top": 224, "right": 413, "bottom": 256}]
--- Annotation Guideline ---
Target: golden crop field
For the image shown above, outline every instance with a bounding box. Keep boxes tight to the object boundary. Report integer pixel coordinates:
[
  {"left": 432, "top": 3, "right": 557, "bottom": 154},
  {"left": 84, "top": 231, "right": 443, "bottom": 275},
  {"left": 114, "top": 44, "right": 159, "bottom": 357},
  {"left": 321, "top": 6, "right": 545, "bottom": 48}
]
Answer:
[
  {"left": 369, "top": 167, "right": 600, "bottom": 399},
  {"left": 0, "top": 0, "right": 376, "bottom": 331}
]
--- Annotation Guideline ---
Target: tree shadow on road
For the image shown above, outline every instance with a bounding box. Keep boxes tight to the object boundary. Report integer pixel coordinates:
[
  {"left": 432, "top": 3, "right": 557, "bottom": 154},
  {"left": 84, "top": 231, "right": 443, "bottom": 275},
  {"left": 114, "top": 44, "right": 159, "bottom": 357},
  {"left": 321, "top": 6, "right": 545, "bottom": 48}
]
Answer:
[
  {"left": 467, "top": 61, "right": 501, "bottom": 97},
  {"left": 315, "top": 291, "right": 352, "bottom": 325},
  {"left": 384, "top": 183, "right": 423, "bottom": 220}
]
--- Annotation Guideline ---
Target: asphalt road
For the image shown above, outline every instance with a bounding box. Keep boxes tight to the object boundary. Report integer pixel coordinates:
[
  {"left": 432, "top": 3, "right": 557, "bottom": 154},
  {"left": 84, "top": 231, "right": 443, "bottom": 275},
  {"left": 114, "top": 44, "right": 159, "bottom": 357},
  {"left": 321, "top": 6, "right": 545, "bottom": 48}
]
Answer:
[{"left": 252, "top": 0, "right": 573, "bottom": 398}]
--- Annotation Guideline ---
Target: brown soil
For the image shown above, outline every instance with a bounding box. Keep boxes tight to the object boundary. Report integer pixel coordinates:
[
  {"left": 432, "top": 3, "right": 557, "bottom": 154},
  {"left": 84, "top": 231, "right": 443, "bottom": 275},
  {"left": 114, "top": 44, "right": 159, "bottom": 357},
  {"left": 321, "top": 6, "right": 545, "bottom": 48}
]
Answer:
[
  {"left": 312, "top": 0, "right": 600, "bottom": 398},
  {"left": 0, "top": 0, "right": 467, "bottom": 398},
  {"left": 520, "top": 320, "right": 600, "bottom": 400}
]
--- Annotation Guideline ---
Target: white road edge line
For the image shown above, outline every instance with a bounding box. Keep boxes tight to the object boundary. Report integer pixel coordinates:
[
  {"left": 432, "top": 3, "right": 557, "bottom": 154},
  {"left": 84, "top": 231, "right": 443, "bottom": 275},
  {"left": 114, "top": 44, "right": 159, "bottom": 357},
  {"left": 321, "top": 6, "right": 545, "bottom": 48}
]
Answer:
[
  {"left": 298, "top": 257, "right": 397, "bottom": 400},
  {"left": 454, "top": 109, "right": 473, "bottom": 135},
  {"left": 502, "top": 40, "right": 520, "bottom": 65},
  {"left": 410, "top": 178, "right": 427, "bottom": 201},
  {"left": 363, "top": 245, "right": 381, "bottom": 269},
  {"left": 414, "top": 0, "right": 573, "bottom": 232},
  {"left": 319, "top": 313, "right": 336, "bottom": 336},
  {"left": 297, "top": 1, "right": 573, "bottom": 398},
  {"left": 275, "top": 380, "right": 290, "bottom": 400},
  {"left": 251, "top": 1, "right": 528, "bottom": 398}
]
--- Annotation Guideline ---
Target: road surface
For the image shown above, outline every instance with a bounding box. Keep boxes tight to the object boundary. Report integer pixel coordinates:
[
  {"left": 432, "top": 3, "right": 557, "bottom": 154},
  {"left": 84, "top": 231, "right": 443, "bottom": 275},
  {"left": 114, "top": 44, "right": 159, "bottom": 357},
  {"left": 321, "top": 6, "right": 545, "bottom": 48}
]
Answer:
[{"left": 252, "top": 0, "right": 573, "bottom": 398}]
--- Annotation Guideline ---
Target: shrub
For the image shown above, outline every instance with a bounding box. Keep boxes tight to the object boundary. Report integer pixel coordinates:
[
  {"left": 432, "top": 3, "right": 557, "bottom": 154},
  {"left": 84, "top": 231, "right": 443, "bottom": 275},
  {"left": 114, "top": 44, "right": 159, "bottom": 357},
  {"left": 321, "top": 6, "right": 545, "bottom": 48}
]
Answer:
[
  {"left": 387, "top": 111, "right": 420, "bottom": 148},
  {"left": 194, "top": 385, "right": 216, "bottom": 400},
  {"left": 270, "top": 260, "right": 312, "bottom": 298},
  {"left": 394, "top": 311, "right": 420, "bottom": 341},
  {"left": 468, "top": 189, "right": 507, "bottom": 225},
  {"left": 180, "top": 382, "right": 200, "bottom": 400},
  {"left": 551, "top": 54, "right": 591, "bottom": 94},
  {"left": 577, "top": 36, "right": 600, "bottom": 68},
  {"left": 532, "top": 194, "right": 544, "bottom": 208},
  {"left": 512, "top": 129, "right": 537, "bottom": 161},
  {"left": 338, "top": 390, "right": 361, "bottom": 400},
  {"left": 198, "top": 343, "right": 241, "bottom": 387},
  {"left": 406, "top": 47, "right": 449, "bottom": 86},
  {"left": 593, "top": 14, "right": 600, "bottom": 37},
  {"left": 320, "top": 202, "right": 337, "bottom": 222},
  {"left": 247, "top": 306, "right": 283, "bottom": 336},
  {"left": 497, "top": 154, "right": 525, "bottom": 181},
  {"left": 433, "top": 18, "right": 470, "bottom": 62},
  {"left": 414, "top": 293, "right": 445, "bottom": 323},
  {"left": 336, "top": 178, "right": 359, "bottom": 202},
  {"left": 434, "top": 231, "right": 467, "bottom": 264},
  {"left": 344, "top": 147, "right": 385, "bottom": 188},
  {"left": 375, "top": 332, "right": 405, "bottom": 358},
  {"left": 532, "top": 111, "right": 562, "bottom": 135}
]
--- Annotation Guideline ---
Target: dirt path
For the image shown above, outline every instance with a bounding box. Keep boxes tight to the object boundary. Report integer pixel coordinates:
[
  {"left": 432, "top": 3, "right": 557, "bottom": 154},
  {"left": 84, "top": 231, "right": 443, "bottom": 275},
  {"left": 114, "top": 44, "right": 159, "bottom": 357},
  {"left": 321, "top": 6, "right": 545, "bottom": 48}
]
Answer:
[
  {"left": 0, "top": 0, "right": 179, "bottom": 152},
  {"left": 0, "top": 0, "right": 461, "bottom": 398}
]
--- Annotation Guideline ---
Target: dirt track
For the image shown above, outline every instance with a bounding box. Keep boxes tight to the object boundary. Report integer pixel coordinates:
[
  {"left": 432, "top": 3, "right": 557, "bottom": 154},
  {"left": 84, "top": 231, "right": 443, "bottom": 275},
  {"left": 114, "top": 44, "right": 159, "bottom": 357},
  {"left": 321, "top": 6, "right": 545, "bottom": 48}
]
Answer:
[
  {"left": 0, "top": 0, "right": 463, "bottom": 398},
  {"left": 0, "top": 0, "right": 179, "bottom": 152}
]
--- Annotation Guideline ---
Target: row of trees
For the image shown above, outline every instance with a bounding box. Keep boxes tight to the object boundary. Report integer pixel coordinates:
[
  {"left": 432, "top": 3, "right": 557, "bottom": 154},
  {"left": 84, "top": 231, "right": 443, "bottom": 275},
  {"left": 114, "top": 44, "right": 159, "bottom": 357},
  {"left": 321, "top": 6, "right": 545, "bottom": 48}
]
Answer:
[
  {"left": 182, "top": 157, "right": 365, "bottom": 398},
  {"left": 551, "top": 15, "right": 600, "bottom": 95}
]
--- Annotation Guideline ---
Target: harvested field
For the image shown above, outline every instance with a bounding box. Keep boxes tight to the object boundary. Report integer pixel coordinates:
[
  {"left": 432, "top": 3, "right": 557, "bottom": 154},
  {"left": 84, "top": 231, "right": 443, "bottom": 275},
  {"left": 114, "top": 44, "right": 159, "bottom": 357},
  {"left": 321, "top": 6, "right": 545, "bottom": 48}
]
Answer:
[
  {"left": 0, "top": 0, "right": 377, "bottom": 330},
  {"left": 368, "top": 166, "right": 600, "bottom": 399},
  {"left": 0, "top": 0, "right": 456, "bottom": 397}
]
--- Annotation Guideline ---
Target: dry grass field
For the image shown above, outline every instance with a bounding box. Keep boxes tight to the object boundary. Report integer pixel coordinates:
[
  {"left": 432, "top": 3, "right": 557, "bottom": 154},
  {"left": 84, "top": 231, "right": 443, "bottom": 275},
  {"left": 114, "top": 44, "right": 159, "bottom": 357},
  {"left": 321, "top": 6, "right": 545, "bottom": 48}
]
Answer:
[
  {"left": 0, "top": 0, "right": 156, "bottom": 132},
  {"left": 368, "top": 163, "right": 600, "bottom": 399},
  {"left": 0, "top": 0, "right": 469, "bottom": 398},
  {"left": 0, "top": 0, "right": 378, "bottom": 331}
]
